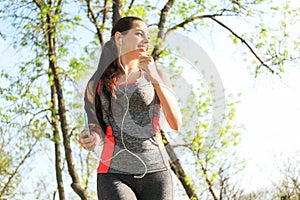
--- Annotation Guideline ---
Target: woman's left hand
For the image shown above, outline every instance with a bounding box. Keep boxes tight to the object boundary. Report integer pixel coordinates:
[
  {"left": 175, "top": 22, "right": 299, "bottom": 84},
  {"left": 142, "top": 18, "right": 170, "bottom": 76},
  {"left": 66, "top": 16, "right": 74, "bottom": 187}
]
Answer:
[
  {"left": 139, "top": 54, "right": 160, "bottom": 81},
  {"left": 139, "top": 54, "right": 182, "bottom": 131}
]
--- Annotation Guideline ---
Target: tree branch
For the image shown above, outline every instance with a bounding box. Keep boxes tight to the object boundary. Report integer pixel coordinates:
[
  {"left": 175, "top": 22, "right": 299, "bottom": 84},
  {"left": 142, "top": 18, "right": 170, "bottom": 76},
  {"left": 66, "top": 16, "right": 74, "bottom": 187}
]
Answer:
[
  {"left": 32, "top": 0, "right": 43, "bottom": 9},
  {"left": 152, "top": 0, "right": 174, "bottom": 61},
  {"left": 164, "top": 12, "right": 274, "bottom": 74},
  {"left": 54, "top": 0, "right": 63, "bottom": 16},
  {"left": 201, "top": 165, "right": 218, "bottom": 200},
  {"left": 172, "top": 143, "right": 193, "bottom": 148},
  {"left": 85, "top": 0, "right": 104, "bottom": 46},
  {"left": 197, "top": 150, "right": 218, "bottom": 200},
  {"left": 0, "top": 140, "right": 37, "bottom": 197},
  {"left": 165, "top": 14, "right": 223, "bottom": 35},
  {"left": 210, "top": 16, "right": 274, "bottom": 74},
  {"left": 128, "top": 0, "right": 135, "bottom": 11}
]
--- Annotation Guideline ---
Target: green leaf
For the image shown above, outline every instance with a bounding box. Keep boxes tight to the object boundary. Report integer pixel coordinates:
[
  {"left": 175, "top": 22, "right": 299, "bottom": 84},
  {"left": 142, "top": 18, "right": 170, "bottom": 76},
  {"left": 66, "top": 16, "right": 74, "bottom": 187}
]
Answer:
[{"left": 279, "top": 66, "right": 285, "bottom": 73}]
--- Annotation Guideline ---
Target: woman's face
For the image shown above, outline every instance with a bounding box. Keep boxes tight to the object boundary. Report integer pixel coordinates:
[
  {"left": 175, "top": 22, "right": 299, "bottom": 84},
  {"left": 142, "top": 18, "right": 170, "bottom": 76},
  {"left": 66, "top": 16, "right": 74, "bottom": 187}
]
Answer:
[{"left": 117, "top": 20, "right": 150, "bottom": 58}]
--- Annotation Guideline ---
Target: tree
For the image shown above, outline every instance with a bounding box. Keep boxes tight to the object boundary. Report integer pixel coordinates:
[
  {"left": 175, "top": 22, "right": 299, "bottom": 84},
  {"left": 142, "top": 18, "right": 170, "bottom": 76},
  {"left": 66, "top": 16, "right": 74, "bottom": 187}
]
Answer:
[
  {"left": 191, "top": 95, "right": 245, "bottom": 200},
  {"left": 75, "top": 0, "right": 299, "bottom": 199},
  {"left": 162, "top": 62, "right": 245, "bottom": 199},
  {"left": 239, "top": 152, "right": 300, "bottom": 200},
  {"left": 0, "top": 0, "right": 299, "bottom": 199},
  {"left": 238, "top": 188, "right": 275, "bottom": 200},
  {"left": 0, "top": 130, "right": 38, "bottom": 199},
  {"left": 0, "top": 0, "right": 92, "bottom": 199},
  {"left": 272, "top": 152, "right": 300, "bottom": 200}
]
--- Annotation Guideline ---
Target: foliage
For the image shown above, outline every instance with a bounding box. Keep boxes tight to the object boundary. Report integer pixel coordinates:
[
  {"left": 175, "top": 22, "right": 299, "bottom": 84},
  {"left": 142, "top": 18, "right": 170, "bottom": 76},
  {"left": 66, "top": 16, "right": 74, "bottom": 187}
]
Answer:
[
  {"left": 272, "top": 151, "right": 300, "bottom": 199},
  {"left": 0, "top": 0, "right": 299, "bottom": 199},
  {"left": 162, "top": 54, "right": 246, "bottom": 199},
  {"left": 0, "top": 0, "right": 96, "bottom": 198},
  {"left": 239, "top": 152, "right": 300, "bottom": 199}
]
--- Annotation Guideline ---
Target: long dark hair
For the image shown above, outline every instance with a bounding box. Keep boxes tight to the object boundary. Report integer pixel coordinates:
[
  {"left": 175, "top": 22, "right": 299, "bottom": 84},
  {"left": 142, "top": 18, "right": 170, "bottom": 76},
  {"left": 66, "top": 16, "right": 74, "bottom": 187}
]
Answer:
[{"left": 98, "top": 16, "right": 144, "bottom": 115}]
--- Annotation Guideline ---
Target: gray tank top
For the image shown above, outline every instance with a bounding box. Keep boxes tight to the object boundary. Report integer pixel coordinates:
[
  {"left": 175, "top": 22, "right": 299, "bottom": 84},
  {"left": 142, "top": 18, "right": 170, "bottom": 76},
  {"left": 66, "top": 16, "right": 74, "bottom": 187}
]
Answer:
[{"left": 97, "top": 70, "right": 170, "bottom": 175}]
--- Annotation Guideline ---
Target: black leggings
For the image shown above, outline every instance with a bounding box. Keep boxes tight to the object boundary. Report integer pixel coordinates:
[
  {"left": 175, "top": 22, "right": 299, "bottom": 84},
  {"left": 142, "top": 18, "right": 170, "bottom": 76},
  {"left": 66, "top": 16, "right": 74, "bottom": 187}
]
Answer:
[{"left": 97, "top": 170, "right": 173, "bottom": 200}]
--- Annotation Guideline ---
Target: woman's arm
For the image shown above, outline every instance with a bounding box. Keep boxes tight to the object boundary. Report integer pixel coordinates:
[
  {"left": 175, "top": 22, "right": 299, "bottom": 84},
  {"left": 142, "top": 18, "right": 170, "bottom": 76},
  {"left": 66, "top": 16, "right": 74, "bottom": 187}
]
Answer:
[
  {"left": 153, "top": 68, "right": 182, "bottom": 130},
  {"left": 139, "top": 55, "right": 182, "bottom": 131}
]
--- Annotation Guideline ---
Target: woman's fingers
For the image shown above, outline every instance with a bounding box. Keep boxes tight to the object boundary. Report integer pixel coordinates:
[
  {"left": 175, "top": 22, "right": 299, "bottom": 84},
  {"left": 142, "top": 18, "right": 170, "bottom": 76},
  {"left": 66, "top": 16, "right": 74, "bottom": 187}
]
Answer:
[
  {"left": 79, "top": 129, "right": 89, "bottom": 138},
  {"left": 139, "top": 55, "right": 153, "bottom": 71},
  {"left": 79, "top": 129, "right": 97, "bottom": 151},
  {"left": 139, "top": 55, "right": 152, "bottom": 64},
  {"left": 78, "top": 123, "right": 104, "bottom": 151},
  {"left": 84, "top": 138, "right": 97, "bottom": 151},
  {"left": 89, "top": 123, "right": 102, "bottom": 135}
]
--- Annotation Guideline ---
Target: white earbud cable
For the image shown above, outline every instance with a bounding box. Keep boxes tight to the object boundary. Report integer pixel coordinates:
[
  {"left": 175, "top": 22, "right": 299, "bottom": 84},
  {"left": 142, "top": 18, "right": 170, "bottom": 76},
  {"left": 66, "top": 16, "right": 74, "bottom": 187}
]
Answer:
[
  {"left": 101, "top": 41, "right": 147, "bottom": 179},
  {"left": 118, "top": 43, "right": 147, "bottom": 179}
]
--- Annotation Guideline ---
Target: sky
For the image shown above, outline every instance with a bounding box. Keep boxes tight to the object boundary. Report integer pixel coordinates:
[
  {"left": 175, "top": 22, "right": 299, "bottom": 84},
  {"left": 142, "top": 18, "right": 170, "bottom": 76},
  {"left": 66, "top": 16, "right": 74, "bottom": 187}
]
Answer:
[
  {"left": 161, "top": 22, "right": 300, "bottom": 195},
  {"left": 165, "top": 0, "right": 300, "bottom": 192},
  {"left": 199, "top": 25, "right": 300, "bottom": 192},
  {"left": 1, "top": 1, "right": 300, "bottom": 198}
]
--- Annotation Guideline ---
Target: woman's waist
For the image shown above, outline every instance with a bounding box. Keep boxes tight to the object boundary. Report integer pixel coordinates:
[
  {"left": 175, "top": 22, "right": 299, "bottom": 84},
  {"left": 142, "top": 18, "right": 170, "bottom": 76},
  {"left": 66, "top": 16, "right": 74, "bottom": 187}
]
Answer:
[{"left": 112, "top": 135, "right": 158, "bottom": 153}]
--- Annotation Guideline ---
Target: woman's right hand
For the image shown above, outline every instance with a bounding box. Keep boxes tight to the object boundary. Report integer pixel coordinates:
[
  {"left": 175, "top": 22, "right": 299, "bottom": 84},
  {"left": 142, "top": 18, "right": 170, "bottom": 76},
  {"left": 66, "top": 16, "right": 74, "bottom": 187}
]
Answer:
[{"left": 78, "top": 124, "right": 103, "bottom": 151}]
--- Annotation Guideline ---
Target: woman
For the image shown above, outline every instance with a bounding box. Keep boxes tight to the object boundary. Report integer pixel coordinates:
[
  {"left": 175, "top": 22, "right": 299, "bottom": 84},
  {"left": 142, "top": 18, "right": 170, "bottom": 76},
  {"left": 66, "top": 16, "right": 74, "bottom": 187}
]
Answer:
[{"left": 79, "top": 16, "right": 182, "bottom": 200}]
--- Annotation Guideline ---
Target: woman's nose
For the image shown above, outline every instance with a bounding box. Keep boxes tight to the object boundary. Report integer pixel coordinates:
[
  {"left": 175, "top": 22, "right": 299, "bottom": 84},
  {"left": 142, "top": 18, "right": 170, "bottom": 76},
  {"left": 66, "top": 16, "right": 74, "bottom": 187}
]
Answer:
[
  {"left": 143, "top": 36, "right": 150, "bottom": 44},
  {"left": 143, "top": 39, "right": 150, "bottom": 47}
]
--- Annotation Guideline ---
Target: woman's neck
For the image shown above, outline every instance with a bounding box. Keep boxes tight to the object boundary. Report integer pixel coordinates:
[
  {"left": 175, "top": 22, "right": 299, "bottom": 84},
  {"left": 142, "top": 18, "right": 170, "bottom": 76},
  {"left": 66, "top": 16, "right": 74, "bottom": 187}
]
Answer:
[{"left": 120, "top": 56, "right": 139, "bottom": 74}]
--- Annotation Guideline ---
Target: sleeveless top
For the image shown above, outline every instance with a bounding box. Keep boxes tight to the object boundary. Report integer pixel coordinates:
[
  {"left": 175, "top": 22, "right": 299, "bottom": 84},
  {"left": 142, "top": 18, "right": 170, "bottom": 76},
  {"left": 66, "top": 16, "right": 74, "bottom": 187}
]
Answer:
[{"left": 96, "top": 70, "right": 170, "bottom": 175}]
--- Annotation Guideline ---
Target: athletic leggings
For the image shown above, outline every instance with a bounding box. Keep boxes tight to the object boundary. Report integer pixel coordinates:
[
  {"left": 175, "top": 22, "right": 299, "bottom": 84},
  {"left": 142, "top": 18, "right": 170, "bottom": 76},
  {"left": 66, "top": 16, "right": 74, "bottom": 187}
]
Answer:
[{"left": 97, "top": 170, "right": 173, "bottom": 200}]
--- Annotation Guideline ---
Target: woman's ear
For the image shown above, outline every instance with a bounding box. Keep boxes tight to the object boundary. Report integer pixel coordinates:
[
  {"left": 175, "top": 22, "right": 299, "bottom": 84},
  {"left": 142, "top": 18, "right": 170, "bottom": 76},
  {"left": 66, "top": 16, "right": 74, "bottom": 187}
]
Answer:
[{"left": 114, "top": 32, "right": 122, "bottom": 45}]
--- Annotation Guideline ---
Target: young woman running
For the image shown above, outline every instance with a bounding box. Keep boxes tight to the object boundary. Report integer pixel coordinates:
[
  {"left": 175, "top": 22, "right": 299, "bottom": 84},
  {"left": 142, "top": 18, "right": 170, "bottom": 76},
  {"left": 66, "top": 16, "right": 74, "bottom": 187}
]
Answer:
[{"left": 79, "top": 16, "right": 182, "bottom": 200}]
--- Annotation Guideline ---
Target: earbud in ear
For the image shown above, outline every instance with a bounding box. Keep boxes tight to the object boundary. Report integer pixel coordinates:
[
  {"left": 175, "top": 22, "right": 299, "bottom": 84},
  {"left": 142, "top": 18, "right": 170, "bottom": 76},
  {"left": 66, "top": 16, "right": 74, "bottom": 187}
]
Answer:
[{"left": 119, "top": 37, "right": 122, "bottom": 45}]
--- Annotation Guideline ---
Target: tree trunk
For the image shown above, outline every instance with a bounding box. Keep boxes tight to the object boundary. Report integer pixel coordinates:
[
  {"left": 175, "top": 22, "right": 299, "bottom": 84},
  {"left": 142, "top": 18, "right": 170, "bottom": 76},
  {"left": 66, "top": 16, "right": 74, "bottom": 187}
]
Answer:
[
  {"left": 50, "top": 78, "right": 66, "bottom": 200},
  {"left": 112, "top": 0, "right": 122, "bottom": 25},
  {"left": 152, "top": 0, "right": 174, "bottom": 61},
  {"left": 153, "top": 1, "right": 199, "bottom": 197},
  {"left": 43, "top": 2, "right": 89, "bottom": 199},
  {"left": 161, "top": 131, "right": 199, "bottom": 200}
]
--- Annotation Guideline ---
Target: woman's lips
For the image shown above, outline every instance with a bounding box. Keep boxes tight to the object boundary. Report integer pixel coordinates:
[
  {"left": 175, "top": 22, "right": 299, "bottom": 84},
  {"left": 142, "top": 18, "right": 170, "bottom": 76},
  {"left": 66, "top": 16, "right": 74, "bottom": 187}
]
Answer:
[{"left": 138, "top": 45, "right": 148, "bottom": 52}]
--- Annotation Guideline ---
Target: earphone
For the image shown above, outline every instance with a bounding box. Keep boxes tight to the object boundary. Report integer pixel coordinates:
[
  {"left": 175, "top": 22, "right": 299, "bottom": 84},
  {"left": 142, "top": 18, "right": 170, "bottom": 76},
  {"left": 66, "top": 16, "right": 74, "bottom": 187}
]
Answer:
[{"left": 102, "top": 35, "right": 147, "bottom": 179}]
